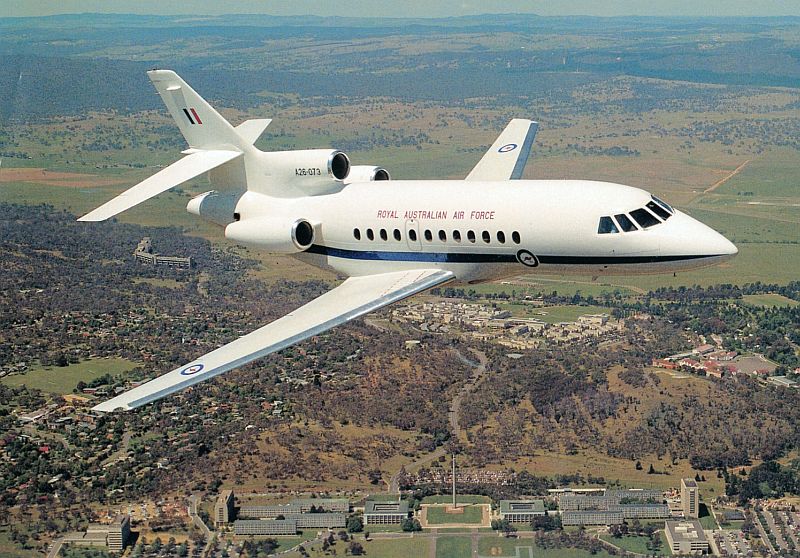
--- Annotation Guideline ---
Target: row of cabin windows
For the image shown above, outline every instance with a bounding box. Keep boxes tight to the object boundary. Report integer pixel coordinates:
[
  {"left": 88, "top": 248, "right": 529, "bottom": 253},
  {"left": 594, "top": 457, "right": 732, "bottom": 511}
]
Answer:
[
  {"left": 598, "top": 195, "right": 675, "bottom": 234},
  {"left": 353, "top": 227, "right": 521, "bottom": 245}
]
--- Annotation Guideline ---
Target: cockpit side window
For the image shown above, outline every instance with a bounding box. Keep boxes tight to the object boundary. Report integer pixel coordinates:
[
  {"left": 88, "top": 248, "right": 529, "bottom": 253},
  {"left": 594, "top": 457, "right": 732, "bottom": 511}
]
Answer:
[
  {"left": 651, "top": 195, "right": 674, "bottom": 215},
  {"left": 646, "top": 200, "right": 671, "bottom": 221},
  {"left": 598, "top": 216, "right": 619, "bottom": 234},
  {"left": 630, "top": 208, "right": 660, "bottom": 229},
  {"left": 614, "top": 213, "right": 638, "bottom": 232}
]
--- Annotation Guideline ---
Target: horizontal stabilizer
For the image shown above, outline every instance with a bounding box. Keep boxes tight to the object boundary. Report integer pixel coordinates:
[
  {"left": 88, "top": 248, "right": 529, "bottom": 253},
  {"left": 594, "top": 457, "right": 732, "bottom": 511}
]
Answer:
[
  {"left": 78, "top": 150, "right": 241, "bottom": 222},
  {"left": 235, "top": 118, "right": 272, "bottom": 145},
  {"left": 92, "top": 268, "right": 454, "bottom": 412},
  {"left": 466, "top": 119, "right": 538, "bottom": 181}
]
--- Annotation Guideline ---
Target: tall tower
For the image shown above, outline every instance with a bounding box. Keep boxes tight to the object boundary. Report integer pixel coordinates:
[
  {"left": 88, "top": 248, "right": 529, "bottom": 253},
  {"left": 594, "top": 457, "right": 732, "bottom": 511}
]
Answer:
[
  {"left": 452, "top": 453, "right": 457, "bottom": 508},
  {"left": 681, "top": 478, "right": 699, "bottom": 518}
]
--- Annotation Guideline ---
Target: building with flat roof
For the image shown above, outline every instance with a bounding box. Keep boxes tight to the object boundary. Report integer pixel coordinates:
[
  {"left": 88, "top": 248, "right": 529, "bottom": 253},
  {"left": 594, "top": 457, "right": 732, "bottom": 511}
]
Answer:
[
  {"left": 561, "top": 510, "right": 624, "bottom": 526},
  {"left": 499, "top": 500, "right": 546, "bottom": 523},
  {"left": 65, "top": 515, "right": 130, "bottom": 551},
  {"left": 239, "top": 503, "right": 303, "bottom": 518},
  {"left": 286, "top": 513, "right": 346, "bottom": 529},
  {"left": 233, "top": 519, "right": 297, "bottom": 536},
  {"left": 664, "top": 520, "right": 708, "bottom": 555},
  {"left": 614, "top": 503, "right": 670, "bottom": 519},
  {"left": 364, "top": 500, "right": 409, "bottom": 525},
  {"left": 291, "top": 498, "right": 350, "bottom": 513},
  {"left": 681, "top": 478, "right": 699, "bottom": 519},
  {"left": 214, "top": 490, "right": 235, "bottom": 527}
]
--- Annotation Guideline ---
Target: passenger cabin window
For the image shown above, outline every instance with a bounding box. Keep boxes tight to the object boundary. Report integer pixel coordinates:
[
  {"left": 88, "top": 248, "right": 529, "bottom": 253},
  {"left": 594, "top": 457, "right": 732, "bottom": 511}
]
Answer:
[
  {"left": 467, "top": 230, "right": 476, "bottom": 243},
  {"left": 497, "top": 231, "right": 506, "bottom": 244},
  {"left": 646, "top": 200, "right": 671, "bottom": 220},
  {"left": 630, "top": 208, "right": 660, "bottom": 229},
  {"left": 453, "top": 230, "right": 462, "bottom": 242},
  {"left": 614, "top": 214, "right": 638, "bottom": 232},
  {"left": 353, "top": 228, "right": 361, "bottom": 240},
  {"left": 424, "top": 229, "right": 433, "bottom": 242},
  {"left": 512, "top": 231, "right": 521, "bottom": 244},
  {"left": 380, "top": 228, "right": 388, "bottom": 241},
  {"left": 366, "top": 228, "right": 374, "bottom": 240},
  {"left": 409, "top": 229, "right": 418, "bottom": 242},
  {"left": 393, "top": 229, "right": 401, "bottom": 241},
  {"left": 482, "top": 231, "right": 491, "bottom": 243},
  {"left": 439, "top": 230, "right": 447, "bottom": 242},
  {"left": 598, "top": 216, "right": 619, "bottom": 234}
]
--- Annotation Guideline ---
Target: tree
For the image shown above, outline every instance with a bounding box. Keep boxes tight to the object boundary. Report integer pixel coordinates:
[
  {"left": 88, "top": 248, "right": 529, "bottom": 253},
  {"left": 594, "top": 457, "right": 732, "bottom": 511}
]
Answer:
[
  {"left": 348, "top": 541, "right": 365, "bottom": 556},
  {"left": 647, "top": 464, "right": 656, "bottom": 474},
  {"left": 347, "top": 516, "right": 363, "bottom": 533},
  {"left": 401, "top": 518, "right": 422, "bottom": 532}
]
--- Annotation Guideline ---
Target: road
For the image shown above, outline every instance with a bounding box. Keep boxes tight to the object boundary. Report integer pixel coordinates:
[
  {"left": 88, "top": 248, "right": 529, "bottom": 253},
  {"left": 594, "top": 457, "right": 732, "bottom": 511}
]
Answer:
[
  {"left": 188, "top": 494, "right": 214, "bottom": 557},
  {"left": 387, "top": 349, "right": 488, "bottom": 494}
]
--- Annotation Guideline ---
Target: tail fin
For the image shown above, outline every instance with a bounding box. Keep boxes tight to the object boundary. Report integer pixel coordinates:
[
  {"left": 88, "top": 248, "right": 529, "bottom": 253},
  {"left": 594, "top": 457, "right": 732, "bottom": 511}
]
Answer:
[{"left": 148, "top": 69, "right": 245, "bottom": 151}]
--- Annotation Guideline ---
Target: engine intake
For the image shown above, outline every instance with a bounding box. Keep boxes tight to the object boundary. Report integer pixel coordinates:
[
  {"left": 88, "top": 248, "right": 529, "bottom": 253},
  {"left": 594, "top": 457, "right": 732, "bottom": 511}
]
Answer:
[
  {"left": 345, "top": 165, "right": 391, "bottom": 184},
  {"left": 224, "top": 218, "right": 316, "bottom": 253}
]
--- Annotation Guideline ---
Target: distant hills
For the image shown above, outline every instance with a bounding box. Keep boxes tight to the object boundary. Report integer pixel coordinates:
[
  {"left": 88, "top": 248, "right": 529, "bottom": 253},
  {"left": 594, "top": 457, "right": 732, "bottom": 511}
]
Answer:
[{"left": 0, "top": 13, "right": 799, "bottom": 121}]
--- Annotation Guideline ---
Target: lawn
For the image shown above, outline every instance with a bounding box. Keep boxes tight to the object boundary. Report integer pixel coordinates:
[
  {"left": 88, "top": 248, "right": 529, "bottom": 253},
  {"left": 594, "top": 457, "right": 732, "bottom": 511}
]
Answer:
[
  {"left": 477, "top": 536, "right": 615, "bottom": 557},
  {"left": 426, "top": 504, "right": 484, "bottom": 525},
  {"left": 293, "top": 536, "right": 431, "bottom": 558},
  {"left": 0, "top": 528, "right": 36, "bottom": 558},
  {"left": 600, "top": 533, "right": 669, "bottom": 556},
  {"left": 742, "top": 293, "right": 799, "bottom": 308},
  {"left": 422, "top": 495, "right": 491, "bottom": 505},
  {"left": 1, "top": 357, "right": 138, "bottom": 394},
  {"left": 699, "top": 504, "right": 719, "bottom": 530},
  {"left": 436, "top": 535, "right": 472, "bottom": 558}
]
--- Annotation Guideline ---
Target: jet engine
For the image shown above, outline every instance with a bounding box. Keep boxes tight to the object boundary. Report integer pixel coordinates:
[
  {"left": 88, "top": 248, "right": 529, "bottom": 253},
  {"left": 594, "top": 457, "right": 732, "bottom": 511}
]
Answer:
[
  {"left": 345, "top": 165, "right": 391, "bottom": 183},
  {"left": 224, "top": 218, "right": 315, "bottom": 253},
  {"left": 257, "top": 149, "right": 350, "bottom": 195}
]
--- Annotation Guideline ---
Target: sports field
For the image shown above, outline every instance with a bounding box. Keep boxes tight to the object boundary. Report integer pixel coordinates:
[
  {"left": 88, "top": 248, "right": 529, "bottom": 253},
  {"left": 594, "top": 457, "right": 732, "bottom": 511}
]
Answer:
[{"left": 1, "top": 358, "right": 138, "bottom": 394}]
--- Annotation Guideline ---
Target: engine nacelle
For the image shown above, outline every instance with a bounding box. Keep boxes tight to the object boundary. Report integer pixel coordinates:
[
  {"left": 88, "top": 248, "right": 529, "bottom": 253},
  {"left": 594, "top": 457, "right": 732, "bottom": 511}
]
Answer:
[
  {"left": 257, "top": 149, "right": 350, "bottom": 195},
  {"left": 345, "top": 165, "right": 390, "bottom": 183},
  {"left": 224, "top": 218, "right": 315, "bottom": 253},
  {"left": 187, "top": 190, "right": 241, "bottom": 226}
]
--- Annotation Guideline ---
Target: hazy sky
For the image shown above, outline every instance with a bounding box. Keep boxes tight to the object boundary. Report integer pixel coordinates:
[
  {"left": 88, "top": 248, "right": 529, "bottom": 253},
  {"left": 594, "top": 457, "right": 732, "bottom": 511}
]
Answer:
[{"left": 5, "top": 0, "right": 800, "bottom": 18}]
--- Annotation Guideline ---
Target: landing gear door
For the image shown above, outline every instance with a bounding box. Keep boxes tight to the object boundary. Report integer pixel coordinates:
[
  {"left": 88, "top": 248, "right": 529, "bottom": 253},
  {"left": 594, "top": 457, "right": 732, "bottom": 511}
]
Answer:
[{"left": 405, "top": 219, "right": 421, "bottom": 251}]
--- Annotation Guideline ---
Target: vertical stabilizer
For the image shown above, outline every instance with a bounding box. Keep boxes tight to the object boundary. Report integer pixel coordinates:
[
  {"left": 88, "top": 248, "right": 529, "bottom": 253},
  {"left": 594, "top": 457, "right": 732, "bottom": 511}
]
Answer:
[{"left": 148, "top": 70, "right": 244, "bottom": 151}]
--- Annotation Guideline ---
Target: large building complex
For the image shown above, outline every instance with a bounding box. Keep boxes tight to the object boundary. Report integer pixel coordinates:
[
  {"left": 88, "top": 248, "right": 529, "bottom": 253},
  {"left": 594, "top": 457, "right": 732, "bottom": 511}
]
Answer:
[
  {"left": 681, "top": 478, "right": 700, "bottom": 519},
  {"left": 499, "top": 500, "right": 546, "bottom": 523},
  {"left": 133, "top": 237, "right": 193, "bottom": 268},
  {"left": 557, "top": 488, "right": 668, "bottom": 525},
  {"left": 665, "top": 520, "right": 708, "bottom": 554},
  {"left": 363, "top": 500, "right": 409, "bottom": 525}
]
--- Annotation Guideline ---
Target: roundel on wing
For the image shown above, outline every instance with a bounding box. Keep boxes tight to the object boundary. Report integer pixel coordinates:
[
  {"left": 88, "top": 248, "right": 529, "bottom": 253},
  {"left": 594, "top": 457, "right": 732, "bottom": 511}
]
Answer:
[
  {"left": 180, "top": 363, "right": 204, "bottom": 376},
  {"left": 498, "top": 143, "right": 518, "bottom": 153}
]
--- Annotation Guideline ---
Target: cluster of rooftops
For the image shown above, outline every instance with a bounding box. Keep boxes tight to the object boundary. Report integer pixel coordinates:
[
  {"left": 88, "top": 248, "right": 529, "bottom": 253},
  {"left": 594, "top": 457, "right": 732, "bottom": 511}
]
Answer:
[{"left": 598, "top": 195, "right": 675, "bottom": 234}]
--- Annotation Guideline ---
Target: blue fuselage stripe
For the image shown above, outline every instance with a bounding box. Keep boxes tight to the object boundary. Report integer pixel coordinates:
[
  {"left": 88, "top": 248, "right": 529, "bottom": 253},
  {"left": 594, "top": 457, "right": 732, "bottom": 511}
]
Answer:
[{"left": 306, "top": 245, "right": 715, "bottom": 265}]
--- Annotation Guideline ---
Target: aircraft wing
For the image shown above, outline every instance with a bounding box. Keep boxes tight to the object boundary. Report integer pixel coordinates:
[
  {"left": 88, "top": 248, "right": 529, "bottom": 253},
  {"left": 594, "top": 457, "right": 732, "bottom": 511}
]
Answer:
[
  {"left": 465, "top": 119, "right": 538, "bottom": 181},
  {"left": 78, "top": 150, "right": 241, "bottom": 222},
  {"left": 92, "top": 269, "right": 454, "bottom": 412}
]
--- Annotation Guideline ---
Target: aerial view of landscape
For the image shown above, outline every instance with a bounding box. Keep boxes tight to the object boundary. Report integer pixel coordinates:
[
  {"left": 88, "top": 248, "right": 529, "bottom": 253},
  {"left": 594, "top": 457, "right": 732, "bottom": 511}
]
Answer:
[{"left": 1, "top": 6, "right": 800, "bottom": 558}]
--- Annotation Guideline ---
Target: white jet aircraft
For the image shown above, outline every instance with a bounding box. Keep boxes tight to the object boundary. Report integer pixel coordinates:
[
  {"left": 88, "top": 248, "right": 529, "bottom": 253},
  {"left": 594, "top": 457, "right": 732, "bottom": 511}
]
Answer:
[{"left": 82, "top": 70, "right": 737, "bottom": 412}]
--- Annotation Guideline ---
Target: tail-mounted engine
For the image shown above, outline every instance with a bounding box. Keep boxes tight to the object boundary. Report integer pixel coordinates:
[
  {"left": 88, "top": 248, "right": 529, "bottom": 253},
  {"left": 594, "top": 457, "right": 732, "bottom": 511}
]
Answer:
[
  {"left": 256, "top": 149, "right": 350, "bottom": 195},
  {"left": 345, "top": 165, "right": 391, "bottom": 183},
  {"left": 224, "top": 217, "right": 315, "bottom": 253}
]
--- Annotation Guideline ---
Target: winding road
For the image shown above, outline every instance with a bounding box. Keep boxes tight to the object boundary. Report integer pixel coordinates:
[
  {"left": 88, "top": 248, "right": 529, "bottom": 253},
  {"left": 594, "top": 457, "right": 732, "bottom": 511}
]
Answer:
[{"left": 387, "top": 348, "right": 488, "bottom": 493}]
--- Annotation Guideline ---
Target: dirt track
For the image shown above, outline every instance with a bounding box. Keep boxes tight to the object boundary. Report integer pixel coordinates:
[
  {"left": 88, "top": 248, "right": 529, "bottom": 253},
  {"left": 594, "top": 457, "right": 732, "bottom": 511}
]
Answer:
[{"left": 0, "top": 167, "right": 125, "bottom": 187}]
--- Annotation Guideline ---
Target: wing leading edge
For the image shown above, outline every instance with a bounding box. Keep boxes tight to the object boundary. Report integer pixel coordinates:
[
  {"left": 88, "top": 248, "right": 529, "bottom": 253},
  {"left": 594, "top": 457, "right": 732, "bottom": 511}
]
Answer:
[
  {"left": 466, "top": 119, "right": 538, "bottom": 181},
  {"left": 92, "top": 269, "right": 454, "bottom": 413}
]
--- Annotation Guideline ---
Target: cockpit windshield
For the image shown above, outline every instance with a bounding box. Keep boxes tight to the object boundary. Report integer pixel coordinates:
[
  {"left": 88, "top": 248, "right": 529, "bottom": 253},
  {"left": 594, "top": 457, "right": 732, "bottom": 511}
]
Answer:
[{"left": 598, "top": 196, "right": 676, "bottom": 234}]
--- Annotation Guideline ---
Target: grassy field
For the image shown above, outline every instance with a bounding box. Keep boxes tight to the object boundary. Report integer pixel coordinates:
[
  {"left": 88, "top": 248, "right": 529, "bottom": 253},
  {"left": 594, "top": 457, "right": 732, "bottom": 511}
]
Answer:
[
  {"left": 1, "top": 357, "right": 138, "bottom": 394},
  {"left": 287, "top": 535, "right": 431, "bottom": 558},
  {"left": 422, "top": 495, "right": 492, "bottom": 504},
  {"left": 477, "top": 536, "right": 615, "bottom": 557},
  {"left": 436, "top": 535, "right": 472, "bottom": 558},
  {"left": 426, "top": 504, "right": 485, "bottom": 525},
  {"left": 599, "top": 533, "right": 670, "bottom": 556},
  {"left": 0, "top": 528, "right": 35, "bottom": 558},
  {"left": 742, "top": 293, "right": 799, "bottom": 307}
]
